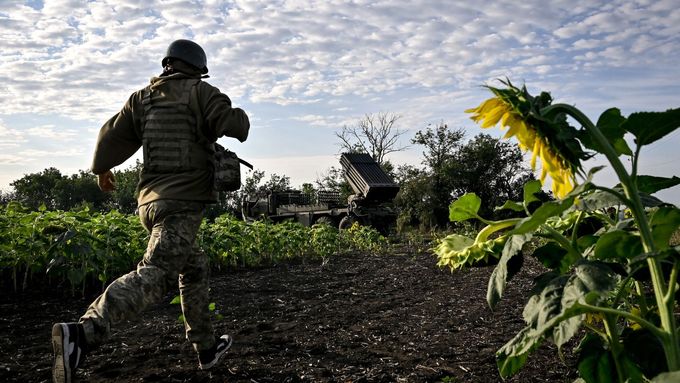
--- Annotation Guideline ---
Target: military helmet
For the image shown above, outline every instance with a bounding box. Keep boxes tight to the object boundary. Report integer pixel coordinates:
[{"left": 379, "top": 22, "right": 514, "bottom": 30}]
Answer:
[{"left": 162, "top": 39, "right": 208, "bottom": 74}]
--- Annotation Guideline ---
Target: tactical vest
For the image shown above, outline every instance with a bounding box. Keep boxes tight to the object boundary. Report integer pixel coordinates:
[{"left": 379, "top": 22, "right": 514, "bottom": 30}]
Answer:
[{"left": 141, "top": 79, "right": 212, "bottom": 173}]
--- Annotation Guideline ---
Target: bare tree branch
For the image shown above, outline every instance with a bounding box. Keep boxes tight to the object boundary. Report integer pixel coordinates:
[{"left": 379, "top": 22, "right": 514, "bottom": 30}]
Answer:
[{"left": 335, "top": 112, "right": 409, "bottom": 165}]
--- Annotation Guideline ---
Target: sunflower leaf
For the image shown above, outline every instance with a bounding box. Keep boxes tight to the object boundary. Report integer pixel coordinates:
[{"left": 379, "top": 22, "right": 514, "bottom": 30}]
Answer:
[
  {"left": 523, "top": 180, "right": 542, "bottom": 206},
  {"left": 622, "top": 108, "right": 680, "bottom": 146},
  {"left": 448, "top": 193, "right": 482, "bottom": 222},
  {"left": 496, "top": 200, "right": 525, "bottom": 212},
  {"left": 649, "top": 206, "right": 680, "bottom": 250},
  {"left": 578, "top": 108, "right": 632, "bottom": 156},
  {"left": 497, "top": 261, "right": 615, "bottom": 378},
  {"left": 635, "top": 175, "right": 680, "bottom": 195},
  {"left": 511, "top": 197, "right": 575, "bottom": 234},
  {"left": 487, "top": 234, "right": 531, "bottom": 309},
  {"left": 594, "top": 230, "right": 644, "bottom": 260}
]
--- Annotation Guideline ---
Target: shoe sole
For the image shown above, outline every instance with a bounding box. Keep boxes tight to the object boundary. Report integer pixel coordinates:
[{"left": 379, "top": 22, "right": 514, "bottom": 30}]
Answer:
[
  {"left": 52, "top": 323, "right": 71, "bottom": 383},
  {"left": 199, "top": 335, "right": 233, "bottom": 370}
]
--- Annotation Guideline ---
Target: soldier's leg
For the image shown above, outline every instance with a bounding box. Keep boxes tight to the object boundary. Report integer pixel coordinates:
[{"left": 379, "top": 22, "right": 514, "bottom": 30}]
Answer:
[
  {"left": 79, "top": 201, "right": 203, "bottom": 346},
  {"left": 179, "top": 245, "right": 215, "bottom": 352}
]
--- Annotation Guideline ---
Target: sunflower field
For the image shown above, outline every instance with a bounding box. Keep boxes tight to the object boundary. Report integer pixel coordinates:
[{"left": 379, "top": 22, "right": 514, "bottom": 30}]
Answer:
[{"left": 0, "top": 202, "right": 387, "bottom": 296}]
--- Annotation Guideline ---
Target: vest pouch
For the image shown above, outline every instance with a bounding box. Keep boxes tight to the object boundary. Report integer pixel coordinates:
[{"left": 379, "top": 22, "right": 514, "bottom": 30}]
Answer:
[{"left": 214, "top": 144, "right": 242, "bottom": 192}]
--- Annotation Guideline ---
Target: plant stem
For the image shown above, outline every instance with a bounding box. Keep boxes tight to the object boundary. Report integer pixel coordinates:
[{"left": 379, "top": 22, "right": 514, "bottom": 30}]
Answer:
[
  {"left": 548, "top": 103, "right": 680, "bottom": 370},
  {"left": 665, "top": 261, "right": 679, "bottom": 304},
  {"left": 578, "top": 302, "right": 666, "bottom": 340},
  {"left": 544, "top": 225, "right": 579, "bottom": 255},
  {"left": 571, "top": 211, "right": 584, "bottom": 247},
  {"left": 635, "top": 281, "right": 649, "bottom": 317},
  {"left": 474, "top": 218, "right": 520, "bottom": 243},
  {"left": 603, "top": 314, "right": 626, "bottom": 383}
]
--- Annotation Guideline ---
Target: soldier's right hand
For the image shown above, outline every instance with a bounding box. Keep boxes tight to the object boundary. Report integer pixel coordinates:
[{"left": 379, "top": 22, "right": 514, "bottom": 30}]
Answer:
[{"left": 97, "top": 170, "right": 116, "bottom": 192}]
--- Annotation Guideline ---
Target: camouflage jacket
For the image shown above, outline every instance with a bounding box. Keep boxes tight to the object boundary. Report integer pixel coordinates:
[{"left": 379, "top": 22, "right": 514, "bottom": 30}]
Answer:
[{"left": 91, "top": 72, "right": 250, "bottom": 206}]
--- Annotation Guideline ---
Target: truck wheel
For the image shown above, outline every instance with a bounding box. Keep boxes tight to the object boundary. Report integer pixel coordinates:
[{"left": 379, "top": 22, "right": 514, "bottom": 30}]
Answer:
[
  {"left": 315, "top": 216, "right": 334, "bottom": 226},
  {"left": 338, "top": 216, "right": 356, "bottom": 230}
]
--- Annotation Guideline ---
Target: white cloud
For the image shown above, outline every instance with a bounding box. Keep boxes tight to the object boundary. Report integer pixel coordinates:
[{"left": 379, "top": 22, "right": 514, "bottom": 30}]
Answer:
[
  {"left": 0, "top": 121, "right": 26, "bottom": 148},
  {"left": 25, "top": 125, "right": 78, "bottom": 140},
  {"left": 0, "top": 0, "right": 678, "bottom": 203}
]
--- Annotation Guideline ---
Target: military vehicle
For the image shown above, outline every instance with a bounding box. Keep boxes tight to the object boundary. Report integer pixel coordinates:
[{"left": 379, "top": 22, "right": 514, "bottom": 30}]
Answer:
[{"left": 241, "top": 153, "right": 400, "bottom": 233}]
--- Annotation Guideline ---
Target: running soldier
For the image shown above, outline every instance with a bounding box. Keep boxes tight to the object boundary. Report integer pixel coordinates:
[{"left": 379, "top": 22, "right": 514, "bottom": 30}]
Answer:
[{"left": 51, "top": 39, "right": 250, "bottom": 383}]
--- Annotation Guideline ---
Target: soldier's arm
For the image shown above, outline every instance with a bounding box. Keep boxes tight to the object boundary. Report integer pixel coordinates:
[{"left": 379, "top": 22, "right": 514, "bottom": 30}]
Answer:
[
  {"left": 91, "top": 93, "right": 143, "bottom": 175},
  {"left": 198, "top": 83, "right": 250, "bottom": 143}
]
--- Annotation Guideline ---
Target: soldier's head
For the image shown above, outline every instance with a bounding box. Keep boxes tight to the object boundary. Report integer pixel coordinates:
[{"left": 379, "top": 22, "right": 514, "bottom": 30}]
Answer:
[{"left": 162, "top": 39, "right": 208, "bottom": 75}]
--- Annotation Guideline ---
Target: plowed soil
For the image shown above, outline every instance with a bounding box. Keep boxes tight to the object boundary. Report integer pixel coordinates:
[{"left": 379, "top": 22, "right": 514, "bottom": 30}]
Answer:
[{"left": 1, "top": 250, "right": 578, "bottom": 382}]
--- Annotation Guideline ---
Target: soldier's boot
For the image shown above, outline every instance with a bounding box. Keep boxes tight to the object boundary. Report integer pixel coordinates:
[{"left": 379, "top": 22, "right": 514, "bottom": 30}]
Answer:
[
  {"left": 198, "top": 334, "right": 232, "bottom": 370},
  {"left": 52, "top": 322, "right": 88, "bottom": 383}
]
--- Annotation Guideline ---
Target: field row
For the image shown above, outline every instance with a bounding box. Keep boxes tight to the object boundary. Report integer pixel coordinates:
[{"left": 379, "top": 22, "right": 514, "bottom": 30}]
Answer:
[{"left": 0, "top": 203, "right": 388, "bottom": 295}]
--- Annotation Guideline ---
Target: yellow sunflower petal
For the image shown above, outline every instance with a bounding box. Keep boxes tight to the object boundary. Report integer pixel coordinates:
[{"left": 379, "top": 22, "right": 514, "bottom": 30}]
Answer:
[
  {"left": 464, "top": 98, "right": 502, "bottom": 115},
  {"left": 481, "top": 105, "right": 508, "bottom": 128},
  {"left": 503, "top": 114, "right": 523, "bottom": 139},
  {"left": 531, "top": 139, "right": 542, "bottom": 170}
]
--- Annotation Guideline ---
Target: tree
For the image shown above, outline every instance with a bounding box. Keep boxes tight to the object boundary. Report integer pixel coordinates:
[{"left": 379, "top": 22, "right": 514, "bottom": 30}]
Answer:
[
  {"left": 447, "top": 134, "right": 535, "bottom": 217},
  {"left": 410, "top": 123, "right": 466, "bottom": 227},
  {"left": 11, "top": 168, "right": 66, "bottom": 210},
  {"left": 398, "top": 124, "right": 535, "bottom": 230},
  {"left": 60, "top": 170, "right": 109, "bottom": 211},
  {"left": 335, "top": 112, "right": 408, "bottom": 165},
  {"left": 315, "top": 166, "right": 353, "bottom": 203},
  {"left": 106, "top": 161, "right": 142, "bottom": 214},
  {"left": 393, "top": 164, "right": 434, "bottom": 231},
  {"left": 412, "top": 122, "right": 465, "bottom": 173}
]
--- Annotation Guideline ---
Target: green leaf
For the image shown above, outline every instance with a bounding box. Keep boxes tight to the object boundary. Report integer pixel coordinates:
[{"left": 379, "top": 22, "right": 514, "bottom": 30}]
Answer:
[
  {"left": 532, "top": 242, "right": 568, "bottom": 271},
  {"left": 496, "top": 326, "right": 536, "bottom": 378},
  {"left": 622, "top": 108, "right": 680, "bottom": 146},
  {"left": 574, "top": 189, "right": 626, "bottom": 211},
  {"left": 495, "top": 200, "right": 525, "bottom": 212},
  {"left": 564, "top": 167, "right": 602, "bottom": 200},
  {"left": 622, "top": 328, "right": 667, "bottom": 378},
  {"left": 523, "top": 180, "right": 542, "bottom": 206},
  {"left": 577, "top": 334, "right": 617, "bottom": 383},
  {"left": 639, "top": 192, "right": 665, "bottom": 207},
  {"left": 649, "top": 206, "right": 680, "bottom": 250},
  {"left": 577, "top": 332, "right": 644, "bottom": 383},
  {"left": 448, "top": 193, "right": 482, "bottom": 222},
  {"left": 597, "top": 108, "right": 633, "bottom": 156},
  {"left": 170, "top": 295, "right": 182, "bottom": 305},
  {"left": 651, "top": 371, "right": 680, "bottom": 383},
  {"left": 636, "top": 175, "right": 680, "bottom": 195},
  {"left": 511, "top": 197, "right": 575, "bottom": 234},
  {"left": 67, "top": 269, "right": 85, "bottom": 285},
  {"left": 497, "top": 261, "right": 617, "bottom": 378},
  {"left": 594, "top": 230, "right": 643, "bottom": 260},
  {"left": 487, "top": 234, "right": 532, "bottom": 309},
  {"left": 578, "top": 108, "right": 632, "bottom": 156}
]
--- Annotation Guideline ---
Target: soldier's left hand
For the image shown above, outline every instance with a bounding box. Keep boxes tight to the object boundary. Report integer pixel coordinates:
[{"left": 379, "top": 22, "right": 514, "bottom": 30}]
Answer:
[{"left": 97, "top": 170, "right": 116, "bottom": 192}]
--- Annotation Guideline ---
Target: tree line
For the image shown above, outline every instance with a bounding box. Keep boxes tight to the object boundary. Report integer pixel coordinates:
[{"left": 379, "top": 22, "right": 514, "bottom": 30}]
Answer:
[{"left": 1, "top": 113, "right": 546, "bottom": 231}]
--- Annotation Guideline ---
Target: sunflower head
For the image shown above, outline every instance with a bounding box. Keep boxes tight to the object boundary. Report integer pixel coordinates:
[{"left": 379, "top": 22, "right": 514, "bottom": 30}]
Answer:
[{"left": 465, "top": 79, "right": 590, "bottom": 198}]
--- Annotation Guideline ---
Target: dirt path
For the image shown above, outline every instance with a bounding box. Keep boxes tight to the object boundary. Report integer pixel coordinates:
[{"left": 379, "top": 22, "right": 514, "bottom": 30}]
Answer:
[{"left": 1, "top": 250, "right": 577, "bottom": 382}]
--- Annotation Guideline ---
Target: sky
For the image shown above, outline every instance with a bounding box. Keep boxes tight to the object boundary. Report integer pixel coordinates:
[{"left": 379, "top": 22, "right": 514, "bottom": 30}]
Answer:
[{"left": 1, "top": 0, "right": 679, "bottom": 205}]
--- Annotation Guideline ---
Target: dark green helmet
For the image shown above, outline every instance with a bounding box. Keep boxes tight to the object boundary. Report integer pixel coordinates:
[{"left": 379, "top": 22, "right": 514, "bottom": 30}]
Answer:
[{"left": 162, "top": 39, "right": 208, "bottom": 74}]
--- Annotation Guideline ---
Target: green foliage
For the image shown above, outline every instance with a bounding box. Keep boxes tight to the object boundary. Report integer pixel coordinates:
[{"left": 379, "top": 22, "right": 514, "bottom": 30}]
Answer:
[
  {"left": 435, "top": 94, "right": 680, "bottom": 382},
  {"left": 399, "top": 124, "right": 535, "bottom": 230},
  {"left": 1, "top": 204, "right": 389, "bottom": 296},
  {"left": 0, "top": 203, "right": 145, "bottom": 295}
]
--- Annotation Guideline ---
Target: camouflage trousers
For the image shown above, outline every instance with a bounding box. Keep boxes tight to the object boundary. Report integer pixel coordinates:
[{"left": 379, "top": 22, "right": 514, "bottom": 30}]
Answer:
[{"left": 80, "top": 200, "right": 215, "bottom": 352}]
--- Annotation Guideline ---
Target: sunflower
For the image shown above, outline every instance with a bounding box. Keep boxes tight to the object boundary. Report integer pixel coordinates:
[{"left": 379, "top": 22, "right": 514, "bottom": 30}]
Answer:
[{"left": 465, "top": 80, "right": 583, "bottom": 199}]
